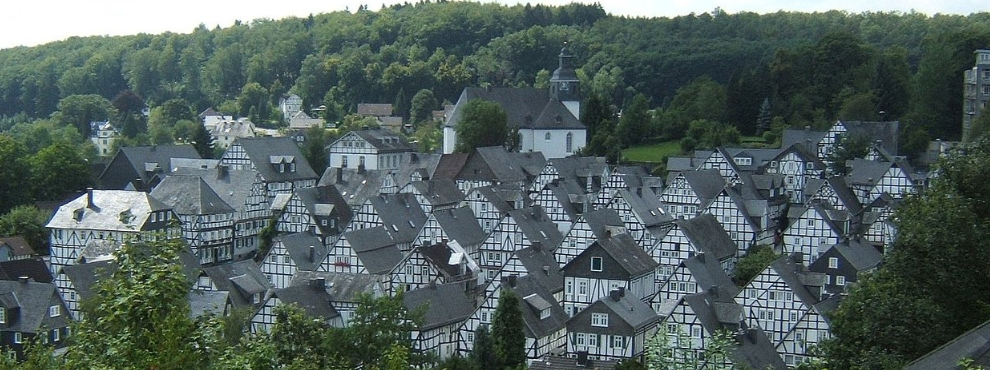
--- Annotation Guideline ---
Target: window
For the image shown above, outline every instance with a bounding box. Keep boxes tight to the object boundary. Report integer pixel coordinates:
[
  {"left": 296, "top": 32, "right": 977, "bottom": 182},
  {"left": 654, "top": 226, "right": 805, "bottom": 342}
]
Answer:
[
  {"left": 566, "top": 280, "right": 574, "bottom": 294},
  {"left": 836, "top": 275, "right": 846, "bottom": 286},
  {"left": 359, "top": 156, "right": 365, "bottom": 167},
  {"left": 545, "top": 132, "right": 551, "bottom": 141},
  {"left": 576, "top": 333, "right": 585, "bottom": 346},
  {"left": 592, "top": 313, "right": 609, "bottom": 327},
  {"left": 790, "top": 312, "right": 798, "bottom": 322},
  {"left": 591, "top": 257, "right": 603, "bottom": 272},
  {"left": 0, "top": 308, "right": 4, "bottom": 323},
  {"left": 588, "top": 333, "right": 598, "bottom": 347},
  {"left": 612, "top": 335, "right": 624, "bottom": 348},
  {"left": 578, "top": 281, "right": 588, "bottom": 296},
  {"left": 667, "top": 323, "right": 678, "bottom": 334},
  {"left": 566, "top": 133, "right": 574, "bottom": 153},
  {"left": 49, "top": 305, "right": 60, "bottom": 317},
  {"left": 540, "top": 308, "right": 550, "bottom": 319},
  {"left": 828, "top": 257, "right": 838, "bottom": 269},
  {"left": 342, "top": 156, "right": 348, "bottom": 167},
  {"left": 806, "top": 219, "right": 816, "bottom": 227},
  {"left": 14, "top": 332, "right": 22, "bottom": 344},
  {"left": 53, "top": 329, "right": 60, "bottom": 342},
  {"left": 691, "top": 326, "right": 702, "bottom": 338}
]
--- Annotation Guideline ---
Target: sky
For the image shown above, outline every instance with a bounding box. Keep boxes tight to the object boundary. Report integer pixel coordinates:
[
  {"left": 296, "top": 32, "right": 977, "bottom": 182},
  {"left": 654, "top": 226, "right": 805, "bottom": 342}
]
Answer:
[{"left": 1, "top": 0, "right": 988, "bottom": 50}]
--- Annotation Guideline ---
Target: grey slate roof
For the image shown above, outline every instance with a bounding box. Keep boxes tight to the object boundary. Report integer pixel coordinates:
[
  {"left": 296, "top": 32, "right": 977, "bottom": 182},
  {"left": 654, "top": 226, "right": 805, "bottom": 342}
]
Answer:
[
  {"left": 47, "top": 190, "right": 171, "bottom": 232},
  {"left": 348, "top": 129, "right": 416, "bottom": 153},
  {"left": 598, "top": 291, "right": 659, "bottom": 331},
  {"left": 841, "top": 120, "right": 900, "bottom": 155},
  {"left": 203, "top": 259, "right": 272, "bottom": 308},
  {"left": 508, "top": 274, "right": 568, "bottom": 339},
  {"left": 820, "top": 239, "right": 882, "bottom": 271},
  {"left": 905, "top": 318, "right": 990, "bottom": 370},
  {"left": 229, "top": 137, "right": 318, "bottom": 182},
  {"left": 100, "top": 145, "right": 201, "bottom": 190},
  {"left": 319, "top": 167, "right": 388, "bottom": 208},
  {"left": 290, "top": 271, "right": 380, "bottom": 303},
  {"left": 445, "top": 87, "right": 584, "bottom": 130},
  {"left": 594, "top": 233, "right": 659, "bottom": 277},
  {"left": 846, "top": 158, "right": 896, "bottom": 186},
  {"left": 468, "top": 186, "right": 515, "bottom": 216},
  {"left": 271, "top": 282, "right": 340, "bottom": 320},
  {"left": 515, "top": 245, "right": 564, "bottom": 293},
  {"left": 769, "top": 254, "right": 825, "bottom": 306},
  {"left": 677, "top": 214, "right": 738, "bottom": 261},
  {"left": 682, "top": 169, "right": 727, "bottom": 202},
  {"left": 508, "top": 206, "right": 563, "bottom": 250},
  {"left": 433, "top": 206, "right": 488, "bottom": 248},
  {"left": 172, "top": 166, "right": 266, "bottom": 215},
  {"left": 370, "top": 193, "right": 428, "bottom": 243},
  {"left": 0, "top": 259, "right": 52, "bottom": 283},
  {"left": 60, "top": 260, "right": 115, "bottom": 301},
  {"left": 188, "top": 290, "right": 230, "bottom": 319},
  {"left": 275, "top": 232, "right": 326, "bottom": 272},
  {"left": 407, "top": 179, "right": 465, "bottom": 207},
  {"left": 682, "top": 254, "right": 740, "bottom": 299},
  {"left": 731, "top": 326, "right": 788, "bottom": 369},
  {"left": 432, "top": 153, "right": 470, "bottom": 180},
  {"left": 403, "top": 282, "right": 475, "bottom": 330},
  {"left": 581, "top": 208, "right": 626, "bottom": 241},
  {"left": 0, "top": 280, "right": 69, "bottom": 334},
  {"left": 616, "top": 188, "right": 672, "bottom": 227},
  {"left": 151, "top": 175, "right": 235, "bottom": 215},
  {"left": 0, "top": 237, "right": 33, "bottom": 258},
  {"left": 346, "top": 226, "right": 404, "bottom": 275}
]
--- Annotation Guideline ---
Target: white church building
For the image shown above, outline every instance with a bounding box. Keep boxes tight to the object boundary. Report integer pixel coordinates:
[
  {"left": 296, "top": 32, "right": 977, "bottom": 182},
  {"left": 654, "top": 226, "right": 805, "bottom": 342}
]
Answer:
[{"left": 442, "top": 45, "right": 586, "bottom": 159}]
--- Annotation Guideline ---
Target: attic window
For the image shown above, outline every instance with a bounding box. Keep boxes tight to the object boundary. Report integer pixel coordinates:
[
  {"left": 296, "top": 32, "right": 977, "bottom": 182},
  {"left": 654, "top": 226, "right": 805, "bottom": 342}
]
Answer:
[{"left": 591, "top": 257, "right": 603, "bottom": 272}]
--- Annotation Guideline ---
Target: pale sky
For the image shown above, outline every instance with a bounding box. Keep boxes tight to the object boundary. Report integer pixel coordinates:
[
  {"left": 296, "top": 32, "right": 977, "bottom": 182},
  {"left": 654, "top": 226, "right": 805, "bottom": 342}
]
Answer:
[{"left": 1, "top": 0, "right": 987, "bottom": 50}]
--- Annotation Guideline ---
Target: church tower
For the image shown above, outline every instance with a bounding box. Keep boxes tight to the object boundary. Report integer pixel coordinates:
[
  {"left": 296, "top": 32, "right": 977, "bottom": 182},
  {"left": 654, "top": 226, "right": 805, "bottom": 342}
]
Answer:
[{"left": 550, "top": 43, "right": 581, "bottom": 119}]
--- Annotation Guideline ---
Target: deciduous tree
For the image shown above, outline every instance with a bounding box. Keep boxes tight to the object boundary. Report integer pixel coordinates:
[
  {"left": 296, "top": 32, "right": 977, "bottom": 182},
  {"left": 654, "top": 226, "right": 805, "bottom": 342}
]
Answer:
[{"left": 455, "top": 100, "right": 509, "bottom": 153}]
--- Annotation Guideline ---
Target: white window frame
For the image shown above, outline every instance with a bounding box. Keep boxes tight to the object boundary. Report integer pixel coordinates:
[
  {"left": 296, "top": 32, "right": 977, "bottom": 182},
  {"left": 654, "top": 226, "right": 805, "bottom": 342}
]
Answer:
[
  {"left": 837, "top": 275, "right": 846, "bottom": 286},
  {"left": 612, "top": 335, "right": 623, "bottom": 349},
  {"left": 14, "top": 332, "right": 22, "bottom": 344},
  {"left": 591, "top": 313, "right": 609, "bottom": 327},
  {"left": 49, "top": 305, "right": 60, "bottom": 317},
  {"left": 591, "top": 257, "right": 603, "bottom": 272},
  {"left": 828, "top": 257, "right": 838, "bottom": 269}
]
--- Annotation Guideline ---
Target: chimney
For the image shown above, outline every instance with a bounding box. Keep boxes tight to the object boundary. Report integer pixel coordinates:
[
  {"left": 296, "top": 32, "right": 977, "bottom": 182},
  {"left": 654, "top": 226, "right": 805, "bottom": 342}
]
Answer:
[
  {"left": 542, "top": 265, "right": 551, "bottom": 275},
  {"left": 531, "top": 205, "right": 541, "bottom": 219},
  {"left": 605, "top": 229, "right": 612, "bottom": 239},
  {"left": 86, "top": 188, "right": 95, "bottom": 209},
  {"left": 576, "top": 351, "right": 589, "bottom": 366},
  {"left": 503, "top": 275, "right": 518, "bottom": 288},
  {"left": 532, "top": 241, "right": 542, "bottom": 251},
  {"left": 336, "top": 168, "right": 343, "bottom": 183},
  {"left": 309, "top": 245, "right": 317, "bottom": 263},
  {"left": 18, "top": 276, "right": 30, "bottom": 284},
  {"left": 609, "top": 288, "right": 622, "bottom": 302},
  {"left": 217, "top": 164, "right": 229, "bottom": 180}
]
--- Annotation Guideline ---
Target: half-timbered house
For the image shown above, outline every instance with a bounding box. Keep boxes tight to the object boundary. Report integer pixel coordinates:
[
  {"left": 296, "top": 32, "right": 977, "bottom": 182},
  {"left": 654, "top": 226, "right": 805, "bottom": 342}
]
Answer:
[
  {"left": 761, "top": 144, "right": 827, "bottom": 204},
  {"left": 200, "top": 260, "right": 272, "bottom": 310},
  {"left": 260, "top": 232, "right": 326, "bottom": 289},
  {"left": 652, "top": 253, "right": 739, "bottom": 318},
  {"left": 780, "top": 204, "right": 847, "bottom": 265},
  {"left": 478, "top": 206, "right": 562, "bottom": 285},
  {"left": 661, "top": 169, "right": 724, "bottom": 220},
  {"left": 561, "top": 233, "right": 657, "bottom": 317},
  {"left": 404, "top": 282, "right": 476, "bottom": 359},
  {"left": 555, "top": 208, "right": 626, "bottom": 268},
  {"left": 400, "top": 178, "right": 465, "bottom": 214},
  {"left": 845, "top": 158, "right": 916, "bottom": 204},
  {"left": 606, "top": 187, "right": 672, "bottom": 247},
  {"left": 327, "top": 129, "right": 416, "bottom": 171},
  {"left": 566, "top": 288, "right": 659, "bottom": 361},
  {"left": 219, "top": 137, "right": 319, "bottom": 202},
  {"left": 274, "top": 185, "right": 352, "bottom": 246},
  {"left": 252, "top": 277, "right": 341, "bottom": 333},
  {"left": 808, "top": 240, "right": 882, "bottom": 294},
  {"left": 650, "top": 214, "right": 737, "bottom": 298},
  {"left": 464, "top": 186, "right": 514, "bottom": 235},
  {"left": 150, "top": 175, "right": 235, "bottom": 265}
]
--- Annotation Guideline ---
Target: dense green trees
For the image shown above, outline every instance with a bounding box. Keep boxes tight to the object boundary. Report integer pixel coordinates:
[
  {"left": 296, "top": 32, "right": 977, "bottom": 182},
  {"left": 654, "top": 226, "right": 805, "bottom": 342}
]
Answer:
[
  {"left": 455, "top": 100, "right": 510, "bottom": 153},
  {"left": 491, "top": 289, "right": 526, "bottom": 370},
  {"left": 823, "top": 137, "right": 990, "bottom": 368},
  {"left": 0, "top": 205, "right": 51, "bottom": 254}
]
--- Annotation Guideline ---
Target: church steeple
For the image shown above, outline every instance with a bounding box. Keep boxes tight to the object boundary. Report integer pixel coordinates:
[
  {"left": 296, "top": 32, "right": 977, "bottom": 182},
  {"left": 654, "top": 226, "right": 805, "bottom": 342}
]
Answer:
[{"left": 550, "top": 42, "right": 580, "bottom": 118}]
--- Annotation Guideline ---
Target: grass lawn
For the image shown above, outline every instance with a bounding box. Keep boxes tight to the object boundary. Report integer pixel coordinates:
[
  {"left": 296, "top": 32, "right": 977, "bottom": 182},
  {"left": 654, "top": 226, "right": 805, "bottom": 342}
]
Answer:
[{"left": 622, "top": 141, "right": 682, "bottom": 163}]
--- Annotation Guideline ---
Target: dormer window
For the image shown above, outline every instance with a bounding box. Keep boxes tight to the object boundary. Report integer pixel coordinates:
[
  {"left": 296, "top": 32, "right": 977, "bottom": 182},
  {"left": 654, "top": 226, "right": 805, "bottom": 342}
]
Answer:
[{"left": 540, "top": 308, "right": 550, "bottom": 319}]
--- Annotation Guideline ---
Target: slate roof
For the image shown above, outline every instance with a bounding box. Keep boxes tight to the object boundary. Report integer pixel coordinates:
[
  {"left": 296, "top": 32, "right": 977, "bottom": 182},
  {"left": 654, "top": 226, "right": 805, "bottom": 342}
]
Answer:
[
  {"left": 582, "top": 208, "right": 626, "bottom": 241},
  {"left": 508, "top": 206, "right": 563, "bottom": 250},
  {"left": 731, "top": 326, "right": 788, "bottom": 369},
  {"left": 203, "top": 260, "right": 272, "bottom": 308},
  {"left": 0, "top": 259, "right": 52, "bottom": 283},
  {"left": 228, "top": 137, "right": 318, "bottom": 182},
  {"left": 768, "top": 254, "right": 825, "bottom": 306},
  {"left": 188, "top": 290, "right": 230, "bottom": 319},
  {"left": 357, "top": 103, "right": 393, "bottom": 117},
  {"left": 151, "top": 175, "right": 235, "bottom": 215},
  {"left": 840, "top": 120, "right": 900, "bottom": 155},
  {"left": 60, "top": 260, "right": 115, "bottom": 301},
  {"left": 270, "top": 282, "right": 340, "bottom": 320},
  {"left": 677, "top": 214, "right": 738, "bottom": 260},
  {"left": 433, "top": 206, "right": 488, "bottom": 248},
  {"left": 684, "top": 291, "right": 743, "bottom": 334},
  {"left": 172, "top": 166, "right": 266, "bottom": 215},
  {"left": 347, "top": 129, "right": 416, "bottom": 153},
  {"left": 293, "top": 185, "right": 353, "bottom": 234},
  {"left": 616, "top": 188, "right": 672, "bottom": 227},
  {"left": 432, "top": 153, "right": 470, "bottom": 180},
  {"left": 403, "top": 282, "right": 475, "bottom": 330},
  {"left": 275, "top": 232, "right": 326, "bottom": 272},
  {"left": 515, "top": 245, "right": 564, "bottom": 293},
  {"left": 0, "top": 280, "right": 69, "bottom": 334},
  {"left": 597, "top": 291, "right": 659, "bottom": 331},
  {"left": 0, "top": 237, "right": 33, "bottom": 258},
  {"left": 47, "top": 190, "right": 171, "bottom": 232},
  {"left": 820, "top": 239, "right": 882, "bottom": 271},
  {"left": 508, "top": 274, "right": 568, "bottom": 339},
  {"left": 591, "top": 233, "right": 659, "bottom": 277},
  {"left": 290, "top": 271, "right": 381, "bottom": 302},
  {"left": 846, "top": 158, "right": 896, "bottom": 187},
  {"left": 782, "top": 128, "right": 827, "bottom": 153},
  {"left": 457, "top": 146, "right": 538, "bottom": 184},
  {"left": 100, "top": 145, "right": 201, "bottom": 190},
  {"left": 548, "top": 156, "right": 608, "bottom": 190},
  {"left": 445, "top": 87, "right": 584, "bottom": 130},
  {"left": 319, "top": 167, "right": 388, "bottom": 208},
  {"left": 681, "top": 254, "right": 740, "bottom": 299},
  {"left": 346, "top": 226, "right": 404, "bottom": 275},
  {"left": 370, "top": 193, "right": 428, "bottom": 243},
  {"left": 468, "top": 186, "right": 515, "bottom": 216},
  {"left": 682, "top": 169, "right": 727, "bottom": 202},
  {"left": 905, "top": 318, "right": 990, "bottom": 370},
  {"left": 529, "top": 357, "right": 619, "bottom": 370},
  {"left": 407, "top": 179, "right": 465, "bottom": 207}
]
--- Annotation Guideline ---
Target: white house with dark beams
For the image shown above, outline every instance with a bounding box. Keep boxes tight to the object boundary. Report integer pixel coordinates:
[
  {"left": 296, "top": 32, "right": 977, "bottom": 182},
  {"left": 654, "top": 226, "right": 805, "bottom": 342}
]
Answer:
[
  {"left": 555, "top": 208, "right": 626, "bottom": 268},
  {"left": 780, "top": 204, "right": 846, "bottom": 265},
  {"left": 762, "top": 144, "right": 827, "bottom": 204},
  {"left": 478, "top": 206, "right": 562, "bottom": 285},
  {"left": 561, "top": 233, "right": 658, "bottom": 317},
  {"left": 404, "top": 282, "right": 476, "bottom": 359},
  {"left": 150, "top": 175, "right": 235, "bottom": 265},
  {"left": 327, "top": 129, "right": 416, "bottom": 171},
  {"left": 566, "top": 288, "right": 660, "bottom": 361},
  {"left": 260, "top": 232, "right": 327, "bottom": 290},
  {"left": 220, "top": 137, "right": 319, "bottom": 202},
  {"left": 661, "top": 169, "right": 725, "bottom": 220}
]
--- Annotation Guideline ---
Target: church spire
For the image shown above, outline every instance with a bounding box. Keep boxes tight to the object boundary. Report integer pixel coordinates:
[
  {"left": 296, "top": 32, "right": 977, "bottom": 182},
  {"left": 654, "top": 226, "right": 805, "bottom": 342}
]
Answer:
[{"left": 550, "top": 42, "right": 580, "bottom": 118}]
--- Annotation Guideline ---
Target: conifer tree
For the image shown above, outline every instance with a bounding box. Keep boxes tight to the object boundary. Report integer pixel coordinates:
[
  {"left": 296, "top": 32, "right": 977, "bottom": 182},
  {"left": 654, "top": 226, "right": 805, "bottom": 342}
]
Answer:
[{"left": 491, "top": 289, "right": 526, "bottom": 369}]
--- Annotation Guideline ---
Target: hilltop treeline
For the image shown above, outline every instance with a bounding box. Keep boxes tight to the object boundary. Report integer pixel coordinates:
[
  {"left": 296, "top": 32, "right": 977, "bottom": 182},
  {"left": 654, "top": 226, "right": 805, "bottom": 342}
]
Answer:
[{"left": 1, "top": 2, "right": 990, "bottom": 148}]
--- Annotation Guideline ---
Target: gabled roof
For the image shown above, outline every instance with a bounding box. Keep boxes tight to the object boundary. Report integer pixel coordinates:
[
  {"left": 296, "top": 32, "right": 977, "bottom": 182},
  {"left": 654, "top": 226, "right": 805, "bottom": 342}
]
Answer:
[
  {"left": 0, "top": 280, "right": 69, "bottom": 333},
  {"left": 839, "top": 120, "right": 900, "bottom": 155},
  {"left": 905, "top": 318, "right": 990, "bottom": 370},
  {"left": 0, "top": 259, "right": 52, "bottom": 283},
  {"left": 356, "top": 103, "right": 393, "bottom": 117},
  {"left": 0, "top": 236, "right": 33, "bottom": 258},
  {"left": 567, "top": 233, "right": 657, "bottom": 277},
  {"left": 846, "top": 158, "right": 897, "bottom": 186},
  {"left": 445, "top": 87, "right": 584, "bottom": 130},
  {"left": 597, "top": 291, "right": 659, "bottom": 331},
  {"left": 467, "top": 186, "right": 514, "bottom": 216},
  {"left": 817, "top": 239, "right": 882, "bottom": 272},
  {"left": 682, "top": 169, "right": 726, "bottom": 202},
  {"left": 346, "top": 226, "right": 404, "bottom": 275},
  {"left": 275, "top": 232, "right": 326, "bottom": 272},
  {"left": 293, "top": 185, "right": 353, "bottom": 234},
  {"left": 548, "top": 156, "right": 608, "bottom": 188},
  {"left": 290, "top": 271, "right": 381, "bottom": 302},
  {"left": 47, "top": 190, "right": 171, "bottom": 232},
  {"left": 270, "top": 282, "right": 340, "bottom": 320},
  {"left": 406, "top": 179, "right": 465, "bottom": 207},
  {"left": 100, "top": 145, "right": 201, "bottom": 190},
  {"left": 731, "top": 326, "right": 788, "bottom": 369},
  {"left": 319, "top": 167, "right": 388, "bottom": 208},
  {"left": 682, "top": 254, "right": 739, "bottom": 299},
  {"left": 432, "top": 153, "right": 470, "bottom": 180},
  {"left": 370, "top": 193, "right": 428, "bottom": 243},
  {"left": 684, "top": 290, "right": 743, "bottom": 333},
  {"left": 227, "top": 137, "right": 318, "bottom": 182},
  {"left": 781, "top": 128, "right": 827, "bottom": 153},
  {"left": 151, "top": 175, "right": 235, "bottom": 215},
  {"left": 515, "top": 245, "right": 564, "bottom": 293},
  {"left": 418, "top": 243, "right": 466, "bottom": 279},
  {"left": 508, "top": 206, "right": 563, "bottom": 250},
  {"left": 765, "top": 143, "right": 827, "bottom": 172},
  {"left": 203, "top": 260, "right": 271, "bottom": 308},
  {"left": 344, "top": 129, "right": 416, "bottom": 153},
  {"left": 677, "top": 214, "right": 737, "bottom": 260},
  {"left": 457, "top": 146, "right": 538, "bottom": 184},
  {"left": 188, "top": 290, "right": 230, "bottom": 319},
  {"left": 60, "top": 260, "right": 116, "bottom": 301},
  {"left": 507, "top": 275, "right": 568, "bottom": 339},
  {"left": 403, "top": 282, "right": 475, "bottom": 330},
  {"left": 615, "top": 188, "right": 672, "bottom": 227},
  {"left": 433, "top": 206, "right": 487, "bottom": 247},
  {"left": 766, "top": 254, "right": 825, "bottom": 306},
  {"left": 172, "top": 166, "right": 266, "bottom": 214}
]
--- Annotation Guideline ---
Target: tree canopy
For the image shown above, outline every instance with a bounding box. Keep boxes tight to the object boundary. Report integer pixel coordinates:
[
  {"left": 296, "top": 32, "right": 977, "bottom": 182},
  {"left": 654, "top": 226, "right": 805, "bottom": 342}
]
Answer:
[{"left": 455, "top": 99, "right": 510, "bottom": 153}]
